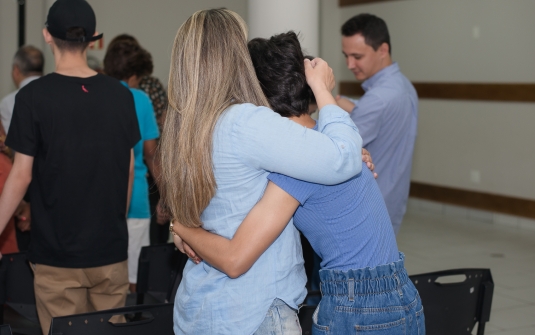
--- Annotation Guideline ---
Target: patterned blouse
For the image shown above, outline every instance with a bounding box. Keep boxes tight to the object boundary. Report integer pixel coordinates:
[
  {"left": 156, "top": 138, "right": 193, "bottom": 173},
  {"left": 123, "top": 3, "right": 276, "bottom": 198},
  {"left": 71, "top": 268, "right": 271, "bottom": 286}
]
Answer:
[
  {"left": 0, "top": 121, "right": 11, "bottom": 157},
  {"left": 139, "top": 76, "right": 167, "bottom": 131}
]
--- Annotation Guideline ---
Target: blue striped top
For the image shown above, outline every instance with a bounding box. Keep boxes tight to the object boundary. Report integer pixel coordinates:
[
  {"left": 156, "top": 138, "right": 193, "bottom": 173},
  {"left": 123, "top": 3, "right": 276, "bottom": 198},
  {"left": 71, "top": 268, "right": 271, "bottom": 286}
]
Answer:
[{"left": 268, "top": 163, "right": 399, "bottom": 271}]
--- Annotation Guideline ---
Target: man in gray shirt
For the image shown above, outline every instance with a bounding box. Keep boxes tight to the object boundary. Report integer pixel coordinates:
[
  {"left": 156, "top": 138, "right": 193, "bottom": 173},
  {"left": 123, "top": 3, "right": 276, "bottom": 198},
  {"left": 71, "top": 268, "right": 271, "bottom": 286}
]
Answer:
[
  {"left": 0, "top": 46, "right": 44, "bottom": 134},
  {"left": 337, "top": 14, "right": 418, "bottom": 235}
]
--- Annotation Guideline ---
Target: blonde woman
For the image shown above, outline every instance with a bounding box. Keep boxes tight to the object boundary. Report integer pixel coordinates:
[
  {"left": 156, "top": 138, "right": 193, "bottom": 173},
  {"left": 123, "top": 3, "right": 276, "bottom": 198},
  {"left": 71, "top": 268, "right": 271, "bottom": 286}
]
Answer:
[{"left": 160, "top": 9, "right": 363, "bottom": 335}]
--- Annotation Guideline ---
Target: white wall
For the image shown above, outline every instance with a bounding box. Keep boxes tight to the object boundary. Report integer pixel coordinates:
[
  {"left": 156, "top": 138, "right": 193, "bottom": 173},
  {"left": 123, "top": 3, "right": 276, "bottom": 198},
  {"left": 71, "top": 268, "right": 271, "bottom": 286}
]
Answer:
[
  {"left": 85, "top": 0, "right": 248, "bottom": 86},
  {"left": 336, "top": 0, "right": 535, "bottom": 82},
  {"left": 320, "top": 0, "right": 343, "bottom": 95},
  {"left": 324, "top": 0, "right": 535, "bottom": 200},
  {"left": 2, "top": 0, "right": 533, "bottom": 201},
  {"left": 0, "top": 0, "right": 248, "bottom": 99},
  {"left": 248, "top": 0, "right": 319, "bottom": 57},
  {"left": 0, "top": 0, "right": 21, "bottom": 98}
]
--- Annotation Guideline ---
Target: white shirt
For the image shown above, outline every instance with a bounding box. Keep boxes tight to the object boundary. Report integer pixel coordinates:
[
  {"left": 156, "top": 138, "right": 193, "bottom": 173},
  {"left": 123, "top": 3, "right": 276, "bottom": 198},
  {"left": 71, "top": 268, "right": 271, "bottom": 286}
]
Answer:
[{"left": 0, "top": 76, "right": 40, "bottom": 134}]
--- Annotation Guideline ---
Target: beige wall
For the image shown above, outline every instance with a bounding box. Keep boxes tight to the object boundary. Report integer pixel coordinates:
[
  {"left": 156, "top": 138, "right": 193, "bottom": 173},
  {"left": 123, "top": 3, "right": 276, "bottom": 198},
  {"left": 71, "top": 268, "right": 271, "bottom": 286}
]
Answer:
[
  {"left": 85, "top": 0, "right": 248, "bottom": 86},
  {"left": 323, "top": 0, "right": 535, "bottom": 200},
  {"left": 0, "top": 0, "right": 48, "bottom": 99},
  {"left": 0, "top": 0, "right": 248, "bottom": 99},
  {"left": 0, "top": 0, "right": 17, "bottom": 98},
  {"left": 2, "top": 0, "right": 533, "bottom": 201}
]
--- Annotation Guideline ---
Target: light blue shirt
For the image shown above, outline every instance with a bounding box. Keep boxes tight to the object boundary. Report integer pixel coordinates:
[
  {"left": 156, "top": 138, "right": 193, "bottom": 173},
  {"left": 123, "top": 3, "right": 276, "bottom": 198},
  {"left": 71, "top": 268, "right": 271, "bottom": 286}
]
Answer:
[
  {"left": 174, "top": 103, "right": 363, "bottom": 335},
  {"left": 349, "top": 63, "right": 418, "bottom": 234},
  {"left": 121, "top": 82, "right": 159, "bottom": 219}
]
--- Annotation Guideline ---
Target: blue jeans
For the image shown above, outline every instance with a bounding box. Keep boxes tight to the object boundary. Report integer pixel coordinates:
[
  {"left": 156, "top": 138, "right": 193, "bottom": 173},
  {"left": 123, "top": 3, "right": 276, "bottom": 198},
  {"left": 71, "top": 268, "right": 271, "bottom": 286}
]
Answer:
[
  {"left": 254, "top": 299, "right": 301, "bottom": 335},
  {"left": 313, "top": 253, "right": 425, "bottom": 335}
]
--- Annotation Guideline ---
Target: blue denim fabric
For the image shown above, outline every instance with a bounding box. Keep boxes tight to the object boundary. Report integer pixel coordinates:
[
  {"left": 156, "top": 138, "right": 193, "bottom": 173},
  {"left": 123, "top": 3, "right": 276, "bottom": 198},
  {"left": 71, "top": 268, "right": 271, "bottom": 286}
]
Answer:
[
  {"left": 253, "top": 299, "right": 301, "bottom": 335},
  {"left": 313, "top": 253, "right": 425, "bottom": 335}
]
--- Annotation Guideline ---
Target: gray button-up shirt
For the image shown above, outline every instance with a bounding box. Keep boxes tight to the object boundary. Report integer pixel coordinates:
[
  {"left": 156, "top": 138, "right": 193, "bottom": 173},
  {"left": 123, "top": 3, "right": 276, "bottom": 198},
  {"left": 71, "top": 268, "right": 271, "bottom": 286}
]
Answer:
[
  {"left": 0, "top": 76, "right": 40, "bottom": 134},
  {"left": 349, "top": 63, "right": 418, "bottom": 234}
]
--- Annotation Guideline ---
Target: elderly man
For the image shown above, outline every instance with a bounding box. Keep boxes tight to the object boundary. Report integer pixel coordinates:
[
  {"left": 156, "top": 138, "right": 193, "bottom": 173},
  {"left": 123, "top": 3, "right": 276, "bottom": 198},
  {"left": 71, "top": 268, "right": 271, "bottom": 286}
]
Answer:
[
  {"left": 0, "top": 46, "right": 43, "bottom": 247},
  {"left": 0, "top": 46, "right": 44, "bottom": 134},
  {"left": 336, "top": 14, "right": 418, "bottom": 235}
]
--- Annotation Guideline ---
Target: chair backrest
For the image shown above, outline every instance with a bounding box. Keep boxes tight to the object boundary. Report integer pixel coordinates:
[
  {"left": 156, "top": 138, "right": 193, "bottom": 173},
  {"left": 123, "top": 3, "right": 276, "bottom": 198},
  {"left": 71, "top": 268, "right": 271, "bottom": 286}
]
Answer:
[
  {"left": 0, "top": 325, "right": 13, "bottom": 335},
  {"left": 409, "top": 268, "right": 494, "bottom": 335},
  {"left": 298, "top": 290, "right": 321, "bottom": 335},
  {"left": 136, "top": 243, "right": 187, "bottom": 304},
  {"left": 0, "top": 252, "right": 38, "bottom": 323},
  {"left": 49, "top": 303, "right": 173, "bottom": 335},
  {"left": 298, "top": 306, "right": 316, "bottom": 335},
  {"left": 166, "top": 252, "right": 189, "bottom": 303}
]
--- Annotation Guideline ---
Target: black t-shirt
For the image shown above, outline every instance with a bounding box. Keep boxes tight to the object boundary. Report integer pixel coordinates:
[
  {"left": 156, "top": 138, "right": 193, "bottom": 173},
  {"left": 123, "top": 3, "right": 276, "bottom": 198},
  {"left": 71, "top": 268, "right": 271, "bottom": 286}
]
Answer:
[{"left": 6, "top": 73, "right": 141, "bottom": 268}]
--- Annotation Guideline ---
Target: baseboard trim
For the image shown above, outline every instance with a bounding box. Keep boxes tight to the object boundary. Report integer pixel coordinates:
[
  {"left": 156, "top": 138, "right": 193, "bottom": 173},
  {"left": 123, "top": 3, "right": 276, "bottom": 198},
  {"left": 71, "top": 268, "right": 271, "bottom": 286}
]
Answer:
[
  {"left": 340, "top": 82, "right": 535, "bottom": 102},
  {"left": 409, "top": 182, "right": 535, "bottom": 220},
  {"left": 339, "top": 0, "right": 401, "bottom": 6}
]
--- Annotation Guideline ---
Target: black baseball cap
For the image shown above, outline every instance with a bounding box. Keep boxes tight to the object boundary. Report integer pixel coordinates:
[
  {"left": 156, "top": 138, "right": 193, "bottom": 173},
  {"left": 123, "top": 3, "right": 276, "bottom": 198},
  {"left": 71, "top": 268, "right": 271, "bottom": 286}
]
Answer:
[{"left": 45, "top": 0, "right": 103, "bottom": 42}]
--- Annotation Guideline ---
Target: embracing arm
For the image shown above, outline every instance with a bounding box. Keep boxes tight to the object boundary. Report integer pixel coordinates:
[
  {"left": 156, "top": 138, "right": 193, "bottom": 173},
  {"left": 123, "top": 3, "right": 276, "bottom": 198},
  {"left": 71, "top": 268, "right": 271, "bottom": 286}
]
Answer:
[
  {"left": 173, "top": 182, "right": 299, "bottom": 278},
  {"left": 143, "top": 139, "right": 159, "bottom": 180},
  {"left": 0, "top": 152, "right": 33, "bottom": 235},
  {"left": 237, "top": 59, "right": 362, "bottom": 185},
  {"left": 126, "top": 149, "right": 134, "bottom": 215}
]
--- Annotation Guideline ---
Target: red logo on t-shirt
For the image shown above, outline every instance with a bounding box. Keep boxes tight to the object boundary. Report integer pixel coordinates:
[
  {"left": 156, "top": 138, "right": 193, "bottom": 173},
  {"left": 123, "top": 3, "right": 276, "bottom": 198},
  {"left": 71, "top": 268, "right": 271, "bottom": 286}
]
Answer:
[{"left": 82, "top": 85, "right": 89, "bottom": 93}]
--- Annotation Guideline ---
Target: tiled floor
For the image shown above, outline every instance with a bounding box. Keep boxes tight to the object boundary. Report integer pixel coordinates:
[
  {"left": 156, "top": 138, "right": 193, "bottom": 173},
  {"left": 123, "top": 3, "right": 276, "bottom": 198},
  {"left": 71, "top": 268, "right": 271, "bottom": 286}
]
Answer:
[{"left": 399, "top": 206, "right": 535, "bottom": 335}]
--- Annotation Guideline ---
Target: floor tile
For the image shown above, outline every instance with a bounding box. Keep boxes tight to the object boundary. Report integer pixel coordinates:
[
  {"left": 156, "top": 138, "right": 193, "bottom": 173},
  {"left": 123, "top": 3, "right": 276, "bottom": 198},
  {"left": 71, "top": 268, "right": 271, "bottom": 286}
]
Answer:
[
  {"left": 499, "top": 326, "right": 535, "bottom": 335},
  {"left": 399, "top": 208, "right": 535, "bottom": 331}
]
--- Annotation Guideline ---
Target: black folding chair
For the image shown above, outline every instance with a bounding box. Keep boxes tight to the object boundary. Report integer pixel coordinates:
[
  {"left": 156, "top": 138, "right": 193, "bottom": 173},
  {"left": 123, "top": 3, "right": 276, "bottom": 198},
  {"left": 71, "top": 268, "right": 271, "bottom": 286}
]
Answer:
[
  {"left": 49, "top": 303, "right": 173, "bottom": 335},
  {"left": 0, "top": 325, "right": 13, "bottom": 335},
  {"left": 298, "top": 290, "right": 321, "bottom": 335},
  {"left": 165, "top": 254, "right": 188, "bottom": 304},
  {"left": 410, "top": 268, "right": 494, "bottom": 335},
  {"left": 0, "top": 252, "right": 40, "bottom": 334},
  {"left": 136, "top": 243, "right": 188, "bottom": 305}
]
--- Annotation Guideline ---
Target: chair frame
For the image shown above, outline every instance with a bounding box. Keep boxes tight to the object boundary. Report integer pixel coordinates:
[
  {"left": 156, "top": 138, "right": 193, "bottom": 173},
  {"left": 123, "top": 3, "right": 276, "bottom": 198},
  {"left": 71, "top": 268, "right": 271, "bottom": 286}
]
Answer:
[
  {"left": 135, "top": 243, "right": 187, "bottom": 305},
  {"left": 0, "top": 252, "right": 39, "bottom": 330},
  {"left": 49, "top": 303, "right": 173, "bottom": 335},
  {"left": 409, "top": 268, "right": 494, "bottom": 335}
]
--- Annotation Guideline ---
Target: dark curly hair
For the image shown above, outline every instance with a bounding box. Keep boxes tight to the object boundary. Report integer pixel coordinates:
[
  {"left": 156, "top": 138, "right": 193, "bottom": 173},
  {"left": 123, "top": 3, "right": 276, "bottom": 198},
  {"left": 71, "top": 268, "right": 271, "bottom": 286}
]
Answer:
[
  {"left": 108, "top": 34, "right": 138, "bottom": 49},
  {"left": 248, "top": 31, "right": 312, "bottom": 117},
  {"left": 341, "top": 13, "right": 391, "bottom": 54},
  {"left": 103, "top": 40, "right": 153, "bottom": 80}
]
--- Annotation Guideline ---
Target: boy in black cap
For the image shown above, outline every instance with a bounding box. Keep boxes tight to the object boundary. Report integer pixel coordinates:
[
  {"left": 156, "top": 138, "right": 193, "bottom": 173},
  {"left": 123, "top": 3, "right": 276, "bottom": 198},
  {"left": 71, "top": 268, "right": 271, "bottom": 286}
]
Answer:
[{"left": 0, "top": 0, "right": 140, "bottom": 333}]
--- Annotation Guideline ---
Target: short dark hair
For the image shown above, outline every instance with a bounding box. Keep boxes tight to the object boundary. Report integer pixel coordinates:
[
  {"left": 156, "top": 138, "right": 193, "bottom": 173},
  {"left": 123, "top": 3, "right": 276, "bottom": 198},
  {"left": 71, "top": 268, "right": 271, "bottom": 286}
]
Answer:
[
  {"left": 52, "top": 27, "right": 90, "bottom": 53},
  {"left": 103, "top": 41, "right": 153, "bottom": 80},
  {"left": 13, "top": 45, "right": 44, "bottom": 75},
  {"left": 341, "top": 13, "right": 391, "bottom": 54},
  {"left": 248, "top": 31, "right": 312, "bottom": 117},
  {"left": 108, "top": 34, "right": 139, "bottom": 49}
]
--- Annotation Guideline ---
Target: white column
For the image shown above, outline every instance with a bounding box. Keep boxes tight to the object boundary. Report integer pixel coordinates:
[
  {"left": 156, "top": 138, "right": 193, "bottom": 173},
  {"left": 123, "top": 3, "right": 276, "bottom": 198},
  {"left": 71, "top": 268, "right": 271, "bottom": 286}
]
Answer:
[
  {"left": 0, "top": 0, "right": 18, "bottom": 97},
  {"left": 247, "top": 0, "right": 319, "bottom": 57},
  {"left": 42, "top": 0, "right": 57, "bottom": 75}
]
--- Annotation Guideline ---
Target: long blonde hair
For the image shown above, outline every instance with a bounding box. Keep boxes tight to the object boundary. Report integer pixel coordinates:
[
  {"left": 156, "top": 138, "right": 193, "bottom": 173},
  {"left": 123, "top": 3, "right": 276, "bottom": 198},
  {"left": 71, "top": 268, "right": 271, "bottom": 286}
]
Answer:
[{"left": 160, "top": 9, "right": 270, "bottom": 228}]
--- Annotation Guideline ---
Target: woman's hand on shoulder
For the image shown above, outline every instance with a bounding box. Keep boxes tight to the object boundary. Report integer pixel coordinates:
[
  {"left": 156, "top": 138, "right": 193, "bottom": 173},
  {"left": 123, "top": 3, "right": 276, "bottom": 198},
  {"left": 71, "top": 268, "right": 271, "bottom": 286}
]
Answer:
[{"left": 361, "top": 148, "right": 378, "bottom": 179}]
